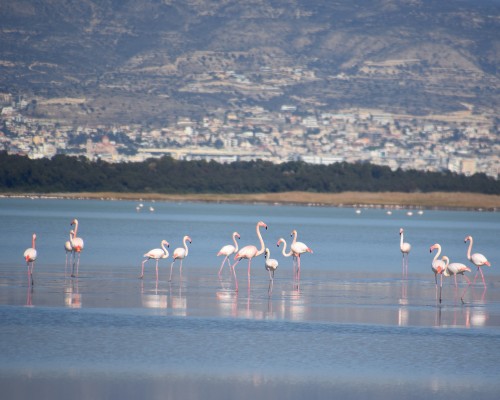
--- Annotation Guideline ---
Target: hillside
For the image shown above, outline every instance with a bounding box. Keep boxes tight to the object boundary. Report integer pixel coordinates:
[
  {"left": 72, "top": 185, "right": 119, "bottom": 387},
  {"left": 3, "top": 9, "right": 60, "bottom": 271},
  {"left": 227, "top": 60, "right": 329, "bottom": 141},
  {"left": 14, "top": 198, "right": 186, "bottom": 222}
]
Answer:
[{"left": 0, "top": 0, "right": 499, "bottom": 126}]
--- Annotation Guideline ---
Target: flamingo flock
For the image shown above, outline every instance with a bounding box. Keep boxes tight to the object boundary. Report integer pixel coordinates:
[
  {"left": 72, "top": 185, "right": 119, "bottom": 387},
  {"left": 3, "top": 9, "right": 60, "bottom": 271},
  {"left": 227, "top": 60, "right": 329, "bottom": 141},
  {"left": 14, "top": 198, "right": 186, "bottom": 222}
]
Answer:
[
  {"left": 21, "top": 217, "right": 492, "bottom": 304},
  {"left": 425, "top": 234, "right": 491, "bottom": 303}
]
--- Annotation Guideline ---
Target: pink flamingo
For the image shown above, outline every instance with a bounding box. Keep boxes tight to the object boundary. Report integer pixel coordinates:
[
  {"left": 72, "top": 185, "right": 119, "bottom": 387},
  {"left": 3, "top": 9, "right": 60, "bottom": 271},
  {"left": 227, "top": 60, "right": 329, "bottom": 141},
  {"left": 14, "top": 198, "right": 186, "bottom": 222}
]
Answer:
[
  {"left": 217, "top": 232, "right": 240, "bottom": 277},
  {"left": 70, "top": 219, "right": 84, "bottom": 277},
  {"left": 265, "top": 247, "right": 278, "bottom": 294},
  {"left": 430, "top": 244, "right": 446, "bottom": 297},
  {"left": 64, "top": 230, "right": 75, "bottom": 272},
  {"left": 399, "top": 228, "right": 411, "bottom": 278},
  {"left": 290, "top": 229, "right": 313, "bottom": 281},
  {"left": 23, "top": 233, "right": 37, "bottom": 286},
  {"left": 465, "top": 235, "right": 491, "bottom": 287},
  {"left": 140, "top": 240, "right": 169, "bottom": 281},
  {"left": 169, "top": 236, "right": 192, "bottom": 282},
  {"left": 442, "top": 256, "right": 471, "bottom": 302},
  {"left": 232, "top": 221, "right": 267, "bottom": 291}
]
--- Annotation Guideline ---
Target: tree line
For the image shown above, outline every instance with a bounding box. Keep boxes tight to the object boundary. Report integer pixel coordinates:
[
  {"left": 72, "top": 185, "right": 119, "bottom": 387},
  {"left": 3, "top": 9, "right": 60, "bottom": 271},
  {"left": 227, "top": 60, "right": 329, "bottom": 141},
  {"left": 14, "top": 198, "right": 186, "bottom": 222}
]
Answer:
[{"left": 0, "top": 151, "right": 498, "bottom": 195}]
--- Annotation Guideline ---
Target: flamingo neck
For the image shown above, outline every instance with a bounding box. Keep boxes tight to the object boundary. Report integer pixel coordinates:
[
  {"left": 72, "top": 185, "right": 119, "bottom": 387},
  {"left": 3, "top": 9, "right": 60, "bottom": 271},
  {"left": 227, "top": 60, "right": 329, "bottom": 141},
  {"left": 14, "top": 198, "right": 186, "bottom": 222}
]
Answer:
[
  {"left": 255, "top": 224, "right": 265, "bottom": 256},
  {"left": 291, "top": 230, "right": 297, "bottom": 245},
  {"left": 73, "top": 220, "right": 79, "bottom": 237},
  {"left": 280, "top": 240, "right": 292, "bottom": 257},
  {"left": 32, "top": 235, "right": 36, "bottom": 249},
  {"left": 232, "top": 234, "right": 239, "bottom": 252},
  {"left": 162, "top": 242, "right": 168, "bottom": 255},
  {"left": 400, "top": 232, "right": 404, "bottom": 249},
  {"left": 183, "top": 238, "right": 189, "bottom": 256},
  {"left": 466, "top": 237, "right": 473, "bottom": 260},
  {"left": 432, "top": 245, "right": 441, "bottom": 262}
]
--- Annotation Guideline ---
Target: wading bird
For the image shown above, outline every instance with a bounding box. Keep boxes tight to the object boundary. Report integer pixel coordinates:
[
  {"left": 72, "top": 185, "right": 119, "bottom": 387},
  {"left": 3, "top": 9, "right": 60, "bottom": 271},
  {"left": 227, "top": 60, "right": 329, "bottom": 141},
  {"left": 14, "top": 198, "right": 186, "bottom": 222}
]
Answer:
[
  {"left": 169, "top": 236, "right": 192, "bottom": 282},
  {"left": 217, "top": 232, "right": 240, "bottom": 277},
  {"left": 289, "top": 229, "right": 313, "bottom": 281},
  {"left": 399, "top": 228, "right": 411, "bottom": 278},
  {"left": 70, "top": 219, "right": 84, "bottom": 277},
  {"left": 464, "top": 235, "right": 491, "bottom": 288},
  {"left": 23, "top": 233, "right": 37, "bottom": 286},
  {"left": 232, "top": 221, "right": 267, "bottom": 291},
  {"left": 140, "top": 240, "right": 169, "bottom": 281}
]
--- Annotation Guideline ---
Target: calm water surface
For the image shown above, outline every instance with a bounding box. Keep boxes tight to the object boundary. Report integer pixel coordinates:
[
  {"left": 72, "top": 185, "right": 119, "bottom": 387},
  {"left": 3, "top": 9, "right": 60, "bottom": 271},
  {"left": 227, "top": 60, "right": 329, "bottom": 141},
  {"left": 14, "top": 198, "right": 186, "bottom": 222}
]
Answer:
[{"left": 1, "top": 198, "right": 499, "bottom": 399}]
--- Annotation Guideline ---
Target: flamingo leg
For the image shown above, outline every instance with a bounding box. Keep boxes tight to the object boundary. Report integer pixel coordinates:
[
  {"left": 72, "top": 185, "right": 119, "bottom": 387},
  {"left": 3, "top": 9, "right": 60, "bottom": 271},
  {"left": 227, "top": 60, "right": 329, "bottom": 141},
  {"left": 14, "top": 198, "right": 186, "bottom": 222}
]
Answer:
[
  {"left": 179, "top": 260, "right": 183, "bottom": 281},
  {"left": 231, "top": 264, "right": 239, "bottom": 292},
  {"left": 155, "top": 259, "right": 159, "bottom": 281},
  {"left": 218, "top": 256, "right": 229, "bottom": 277},
  {"left": 169, "top": 261, "right": 175, "bottom": 282},
  {"left": 460, "top": 275, "right": 471, "bottom": 301},
  {"left": 478, "top": 267, "right": 486, "bottom": 288},
  {"left": 75, "top": 253, "right": 80, "bottom": 277},
  {"left": 297, "top": 256, "right": 301, "bottom": 282},
  {"left": 247, "top": 259, "right": 252, "bottom": 279},
  {"left": 140, "top": 259, "right": 147, "bottom": 279},
  {"left": 439, "top": 273, "right": 442, "bottom": 303}
]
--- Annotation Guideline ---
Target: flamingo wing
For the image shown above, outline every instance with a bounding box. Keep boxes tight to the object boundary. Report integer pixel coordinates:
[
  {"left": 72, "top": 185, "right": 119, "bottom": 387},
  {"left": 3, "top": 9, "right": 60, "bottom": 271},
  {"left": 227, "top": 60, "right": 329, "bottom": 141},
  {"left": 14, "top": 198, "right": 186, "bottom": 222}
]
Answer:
[
  {"left": 72, "top": 237, "right": 84, "bottom": 251},
  {"left": 24, "top": 248, "right": 37, "bottom": 262},
  {"left": 448, "top": 263, "right": 471, "bottom": 275},
  {"left": 291, "top": 241, "right": 313, "bottom": 255},
  {"left": 218, "top": 244, "right": 235, "bottom": 256},
  {"left": 431, "top": 260, "right": 445, "bottom": 274},
  {"left": 472, "top": 253, "right": 490, "bottom": 267},
  {"left": 144, "top": 248, "right": 165, "bottom": 259},
  {"left": 401, "top": 243, "right": 411, "bottom": 253},
  {"left": 235, "top": 245, "right": 258, "bottom": 260},
  {"left": 173, "top": 248, "right": 187, "bottom": 260}
]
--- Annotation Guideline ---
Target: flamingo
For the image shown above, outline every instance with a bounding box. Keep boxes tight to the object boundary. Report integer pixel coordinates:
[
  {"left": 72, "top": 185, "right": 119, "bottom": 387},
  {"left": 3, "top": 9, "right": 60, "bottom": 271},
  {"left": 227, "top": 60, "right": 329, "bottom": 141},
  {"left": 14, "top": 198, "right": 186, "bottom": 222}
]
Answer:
[
  {"left": 290, "top": 229, "right": 313, "bottom": 281},
  {"left": 265, "top": 247, "right": 278, "bottom": 295},
  {"left": 140, "top": 240, "right": 169, "bottom": 281},
  {"left": 464, "top": 235, "right": 491, "bottom": 288},
  {"left": 232, "top": 221, "right": 267, "bottom": 291},
  {"left": 399, "top": 228, "right": 411, "bottom": 278},
  {"left": 70, "top": 219, "right": 84, "bottom": 277},
  {"left": 64, "top": 230, "right": 75, "bottom": 271},
  {"left": 442, "top": 256, "right": 471, "bottom": 302},
  {"left": 169, "top": 235, "right": 192, "bottom": 282},
  {"left": 217, "top": 232, "right": 240, "bottom": 277},
  {"left": 430, "top": 243, "right": 446, "bottom": 288},
  {"left": 264, "top": 247, "right": 279, "bottom": 281},
  {"left": 23, "top": 233, "right": 37, "bottom": 286},
  {"left": 276, "top": 237, "right": 293, "bottom": 258}
]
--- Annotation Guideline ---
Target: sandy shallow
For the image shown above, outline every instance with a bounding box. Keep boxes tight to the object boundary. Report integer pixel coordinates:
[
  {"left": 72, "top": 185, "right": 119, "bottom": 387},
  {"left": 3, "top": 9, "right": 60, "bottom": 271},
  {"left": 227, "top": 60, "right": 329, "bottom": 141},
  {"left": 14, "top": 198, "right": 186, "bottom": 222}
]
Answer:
[{"left": 1, "top": 263, "right": 499, "bottom": 400}]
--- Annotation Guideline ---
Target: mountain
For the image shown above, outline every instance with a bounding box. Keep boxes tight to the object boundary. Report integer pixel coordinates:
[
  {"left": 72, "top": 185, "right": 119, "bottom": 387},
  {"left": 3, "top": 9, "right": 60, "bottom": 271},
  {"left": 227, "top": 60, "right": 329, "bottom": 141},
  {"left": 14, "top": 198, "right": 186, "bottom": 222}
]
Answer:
[{"left": 1, "top": 0, "right": 499, "bottom": 126}]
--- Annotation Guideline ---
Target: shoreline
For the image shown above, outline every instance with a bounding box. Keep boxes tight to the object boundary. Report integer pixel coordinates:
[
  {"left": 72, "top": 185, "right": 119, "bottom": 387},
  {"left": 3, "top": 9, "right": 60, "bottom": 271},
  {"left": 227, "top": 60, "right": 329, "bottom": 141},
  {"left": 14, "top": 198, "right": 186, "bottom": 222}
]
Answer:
[{"left": 1, "top": 191, "right": 499, "bottom": 210}]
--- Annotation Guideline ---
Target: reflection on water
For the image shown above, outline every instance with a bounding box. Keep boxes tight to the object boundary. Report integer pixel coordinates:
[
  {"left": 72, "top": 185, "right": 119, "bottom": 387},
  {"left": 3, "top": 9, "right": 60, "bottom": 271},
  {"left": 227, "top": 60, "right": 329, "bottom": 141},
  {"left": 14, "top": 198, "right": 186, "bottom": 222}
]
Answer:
[{"left": 64, "top": 278, "right": 82, "bottom": 308}]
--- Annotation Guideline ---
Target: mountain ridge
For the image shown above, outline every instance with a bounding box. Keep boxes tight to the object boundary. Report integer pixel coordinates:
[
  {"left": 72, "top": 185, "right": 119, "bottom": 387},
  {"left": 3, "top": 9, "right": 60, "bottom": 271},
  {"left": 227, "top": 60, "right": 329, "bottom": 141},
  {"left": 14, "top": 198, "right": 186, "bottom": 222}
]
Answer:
[{"left": 1, "top": 0, "right": 499, "bottom": 126}]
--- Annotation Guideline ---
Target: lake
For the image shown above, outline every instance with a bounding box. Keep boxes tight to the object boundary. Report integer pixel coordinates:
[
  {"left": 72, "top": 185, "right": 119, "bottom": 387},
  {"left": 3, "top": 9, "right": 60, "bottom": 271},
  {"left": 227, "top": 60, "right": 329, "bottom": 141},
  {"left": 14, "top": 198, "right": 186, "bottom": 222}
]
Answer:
[{"left": 0, "top": 197, "right": 499, "bottom": 399}]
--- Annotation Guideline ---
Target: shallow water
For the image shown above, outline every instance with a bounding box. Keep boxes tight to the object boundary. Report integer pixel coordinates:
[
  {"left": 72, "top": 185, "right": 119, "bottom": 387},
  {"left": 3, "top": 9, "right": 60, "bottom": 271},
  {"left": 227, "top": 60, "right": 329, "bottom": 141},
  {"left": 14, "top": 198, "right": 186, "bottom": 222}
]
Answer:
[{"left": 1, "top": 198, "right": 499, "bottom": 399}]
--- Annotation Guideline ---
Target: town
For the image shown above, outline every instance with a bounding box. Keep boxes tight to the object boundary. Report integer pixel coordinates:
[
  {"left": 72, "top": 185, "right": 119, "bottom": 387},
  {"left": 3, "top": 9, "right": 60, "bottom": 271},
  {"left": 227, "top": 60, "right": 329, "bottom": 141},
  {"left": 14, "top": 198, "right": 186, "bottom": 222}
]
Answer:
[{"left": 1, "top": 92, "right": 498, "bottom": 179}]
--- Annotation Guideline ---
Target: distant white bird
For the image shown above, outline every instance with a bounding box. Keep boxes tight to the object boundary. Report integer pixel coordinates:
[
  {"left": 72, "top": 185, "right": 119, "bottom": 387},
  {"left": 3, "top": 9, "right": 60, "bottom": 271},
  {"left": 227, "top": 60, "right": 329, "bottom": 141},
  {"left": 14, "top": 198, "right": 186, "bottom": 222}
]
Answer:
[
  {"left": 399, "top": 228, "right": 411, "bottom": 278},
  {"left": 140, "top": 240, "right": 169, "bottom": 281},
  {"left": 23, "top": 233, "right": 37, "bottom": 286},
  {"left": 217, "top": 232, "right": 240, "bottom": 277},
  {"left": 170, "top": 236, "right": 192, "bottom": 282}
]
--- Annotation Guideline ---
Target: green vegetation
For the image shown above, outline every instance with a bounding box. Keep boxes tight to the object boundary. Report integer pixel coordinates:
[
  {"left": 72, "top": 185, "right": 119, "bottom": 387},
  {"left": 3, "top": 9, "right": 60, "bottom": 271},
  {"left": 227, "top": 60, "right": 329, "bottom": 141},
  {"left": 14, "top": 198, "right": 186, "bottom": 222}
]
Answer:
[{"left": 0, "top": 152, "right": 498, "bottom": 195}]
